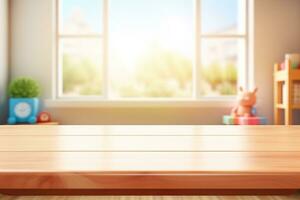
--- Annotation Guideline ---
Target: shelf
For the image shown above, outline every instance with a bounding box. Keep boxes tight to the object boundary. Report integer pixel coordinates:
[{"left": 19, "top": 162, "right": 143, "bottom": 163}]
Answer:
[
  {"left": 292, "top": 104, "right": 300, "bottom": 109},
  {"left": 292, "top": 70, "right": 300, "bottom": 80},
  {"left": 274, "top": 59, "right": 300, "bottom": 125},
  {"left": 274, "top": 69, "right": 300, "bottom": 81},
  {"left": 276, "top": 104, "right": 285, "bottom": 109},
  {"left": 274, "top": 70, "right": 288, "bottom": 81},
  {"left": 275, "top": 104, "right": 300, "bottom": 109}
]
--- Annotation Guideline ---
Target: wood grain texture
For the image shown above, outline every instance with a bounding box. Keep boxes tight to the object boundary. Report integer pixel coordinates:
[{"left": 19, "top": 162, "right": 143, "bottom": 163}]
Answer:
[
  {"left": 1, "top": 125, "right": 300, "bottom": 136},
  {"left": 2, "top": 172, "right": 300, "bottom": 189},
  {"left": 2, "top": 135, "right": 300, "bottom": 152},
  {"left": 1, "top": 125, "right": 300, "bottom": 194},
  {"left": 0, "top": 189, "right": 297, "bottom": 196},
  {"left": 1, "top": 195, "right": 300, "bottom": 200},
  {"left": 2, "top": 152, "right": 300, "bottom": 172}
]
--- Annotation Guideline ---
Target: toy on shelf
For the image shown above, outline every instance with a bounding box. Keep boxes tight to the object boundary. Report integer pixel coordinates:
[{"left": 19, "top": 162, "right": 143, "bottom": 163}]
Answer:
[
  {"left": 223, "top": 87, "right": 267, "bottom": 125},
  {"left": 37, "top": 112, "right": 51, "bottom": 123},
  {"left": 7, "top": 77, "right": 41, "bottom": 125},
  {"left": 280, "top": 62, "right": 285, "bottom": 70},
  {"left": 286, "top": 54, "right": 300, "bottom": 69},
  {"left": 37, "top": 111, "right": 59, "bottom": 125},
  {"left": 279, "top": 54, "right": 300, "bottom": 70}
]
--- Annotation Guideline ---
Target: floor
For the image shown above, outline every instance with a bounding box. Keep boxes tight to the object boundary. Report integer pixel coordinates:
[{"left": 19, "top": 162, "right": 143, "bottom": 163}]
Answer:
[
  {"left": 1, "top": 196, "right": 300, "bottom": 200},
  {"left": 2, "top": 125, "right": 300, "bottom": 192}
]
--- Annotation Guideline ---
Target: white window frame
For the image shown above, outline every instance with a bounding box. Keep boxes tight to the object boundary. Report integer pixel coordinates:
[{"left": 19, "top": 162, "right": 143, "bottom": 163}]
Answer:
[
  {"left": 53, "top": 0, "right": 252, "bottom": 104},
  {"left": 196, "top": 0, "right": 250, "bottom": 100},
  {"left": 55, "top": 0, "right": 109, "bottom": 100}
]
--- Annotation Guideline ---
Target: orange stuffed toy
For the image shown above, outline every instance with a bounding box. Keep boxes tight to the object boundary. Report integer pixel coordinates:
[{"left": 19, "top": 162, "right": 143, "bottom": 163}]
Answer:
[{"left": 231, "top": 87, "right": 258, "bottom": 117}]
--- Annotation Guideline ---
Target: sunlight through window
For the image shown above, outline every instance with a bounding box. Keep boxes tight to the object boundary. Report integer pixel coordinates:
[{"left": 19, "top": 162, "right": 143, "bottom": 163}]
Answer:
[{"left": 57, "top": 0, "right": 248, "bottom": 99}]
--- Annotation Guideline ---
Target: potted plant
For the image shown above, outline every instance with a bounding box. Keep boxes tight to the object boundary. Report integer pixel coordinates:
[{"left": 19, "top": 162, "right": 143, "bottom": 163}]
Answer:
[{"left": 7, "top": 77, "right": 41, "bottom": 125}]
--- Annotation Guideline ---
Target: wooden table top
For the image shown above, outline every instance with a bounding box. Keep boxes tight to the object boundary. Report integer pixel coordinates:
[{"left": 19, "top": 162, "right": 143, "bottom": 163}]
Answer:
[
  {"left": 1, "top": 125, "right": 300, "bottom": 190},
  {"left": 1, "top": 125, "right": 300, "bottom": 172}
]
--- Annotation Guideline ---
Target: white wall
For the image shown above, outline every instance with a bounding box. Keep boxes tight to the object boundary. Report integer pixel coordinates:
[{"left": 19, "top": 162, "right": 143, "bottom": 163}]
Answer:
[
  {"left": 0, "top": 0, "right": 8, "bottom": 124},
  {"left": 254, "top": 0, "right": 300, "bottom": 124},
  {"left": 10, "top": 0, "right": 53, "bottom": 98},
  {"left": 9, "top": 0, "right": 300, "bottom": 125}
]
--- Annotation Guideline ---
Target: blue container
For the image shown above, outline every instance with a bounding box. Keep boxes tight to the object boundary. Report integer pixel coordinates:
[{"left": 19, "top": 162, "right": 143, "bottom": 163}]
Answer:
[{"left": 8, "top": 98, "right": 39, "bottom": 125}]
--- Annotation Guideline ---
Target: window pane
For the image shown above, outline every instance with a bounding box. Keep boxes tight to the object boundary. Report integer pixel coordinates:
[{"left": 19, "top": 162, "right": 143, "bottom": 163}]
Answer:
[
  {"left": 60, "top": 0, "right": 103, "bottom": 34},
  {"left": 201, "top": 0, "right": 246, "bottom": 35},
  {"left": 109, "top": 0, "right": 194, "bottom": 98},
  {"left": 60, "top": 38, "right": 103, "bottom": 96},
  {"left": 200, "top": 39, "right": 245, "bottom": 96}
]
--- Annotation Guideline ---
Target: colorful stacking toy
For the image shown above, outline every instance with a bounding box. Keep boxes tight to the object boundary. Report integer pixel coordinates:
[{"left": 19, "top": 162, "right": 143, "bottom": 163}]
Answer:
[{"left": 223, "top": 115, "right": 267, "bottom": 125}]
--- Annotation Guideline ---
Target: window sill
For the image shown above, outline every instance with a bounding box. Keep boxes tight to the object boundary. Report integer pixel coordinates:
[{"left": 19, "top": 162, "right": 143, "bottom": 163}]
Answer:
[{"left": 44, "top": 99, "right": 236, "bottom": 108}]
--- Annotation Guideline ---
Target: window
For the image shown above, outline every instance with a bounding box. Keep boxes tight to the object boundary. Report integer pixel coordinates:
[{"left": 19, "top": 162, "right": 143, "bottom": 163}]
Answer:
[
  {"left": 199, "top": 0, "right": 247, "bottom": 96},
  {"left": 57, "top": 0, "right": 249, "bottom": 99},
  {"left": 58, "top": 0, "right": 105, "bottom": 97}
]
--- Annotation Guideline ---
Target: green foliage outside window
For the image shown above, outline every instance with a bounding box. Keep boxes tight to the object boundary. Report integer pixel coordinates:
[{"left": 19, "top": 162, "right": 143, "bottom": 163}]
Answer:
[
  {"left": 201, "top": 62, "right": 237, "bottom": 95},
  {"left": 115, "top": 49, "right": 193, "bottom": 98},
  {"left": 63, "top": 55, "right": 103, "bottom": 96},
  {"left": 62, "top": 50, "right": 237, "bottom": 97}
]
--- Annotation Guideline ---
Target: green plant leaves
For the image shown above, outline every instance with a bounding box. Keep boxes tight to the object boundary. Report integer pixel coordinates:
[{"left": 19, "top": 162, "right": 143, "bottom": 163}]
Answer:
[{"left": 8, "top": 77, "right": 41, "bottom": 98}]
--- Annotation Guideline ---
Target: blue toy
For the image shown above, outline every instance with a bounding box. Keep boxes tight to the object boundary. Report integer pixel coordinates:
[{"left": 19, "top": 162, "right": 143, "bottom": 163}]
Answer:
[{"left": 8, "top": 98, "right": 39, "bottom": 125}]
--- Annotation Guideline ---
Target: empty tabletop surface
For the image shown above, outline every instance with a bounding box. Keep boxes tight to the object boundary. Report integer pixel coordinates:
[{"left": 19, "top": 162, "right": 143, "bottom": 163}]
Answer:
[{"left": 1, "top": 125, "right": 300, "bottom": 173}]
